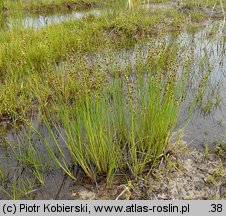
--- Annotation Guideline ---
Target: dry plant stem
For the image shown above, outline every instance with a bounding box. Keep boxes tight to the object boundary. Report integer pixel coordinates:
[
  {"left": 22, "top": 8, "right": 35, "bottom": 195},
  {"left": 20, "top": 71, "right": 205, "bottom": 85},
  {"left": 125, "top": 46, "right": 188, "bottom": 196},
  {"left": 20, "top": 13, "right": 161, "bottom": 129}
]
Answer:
[
  {"left": 219, "top": 0, "right": 225, "bottom": 23},
  {"left": 115, "top": 186, "right": 130, "bottom": 200}
]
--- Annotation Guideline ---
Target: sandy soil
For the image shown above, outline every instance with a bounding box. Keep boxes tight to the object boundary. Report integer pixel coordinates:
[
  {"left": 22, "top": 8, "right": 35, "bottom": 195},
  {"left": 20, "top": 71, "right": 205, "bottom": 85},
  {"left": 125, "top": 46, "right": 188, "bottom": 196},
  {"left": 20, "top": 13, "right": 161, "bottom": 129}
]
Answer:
[{"left": 69, "top": 148, "right": 226, "bottom": 200}]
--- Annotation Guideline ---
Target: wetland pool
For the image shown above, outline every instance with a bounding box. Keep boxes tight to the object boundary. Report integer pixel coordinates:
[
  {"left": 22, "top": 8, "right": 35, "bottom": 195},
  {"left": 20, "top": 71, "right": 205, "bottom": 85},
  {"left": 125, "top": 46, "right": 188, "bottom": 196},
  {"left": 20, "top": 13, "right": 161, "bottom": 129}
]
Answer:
[
  {"left": 0, "top": 20, "right": 225, "bottom": 199},
  {"left": 2, "top": 8, "right": 103, "bottom": 31}
]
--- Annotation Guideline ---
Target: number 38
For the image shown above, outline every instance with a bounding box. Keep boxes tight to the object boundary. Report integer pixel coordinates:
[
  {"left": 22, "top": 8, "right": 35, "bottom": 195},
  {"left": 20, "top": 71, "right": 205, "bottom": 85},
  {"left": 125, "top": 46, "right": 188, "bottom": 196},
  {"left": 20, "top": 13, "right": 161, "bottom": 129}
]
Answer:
[{"left": 210, "top": 204, "right": 222, "bottom": 212}]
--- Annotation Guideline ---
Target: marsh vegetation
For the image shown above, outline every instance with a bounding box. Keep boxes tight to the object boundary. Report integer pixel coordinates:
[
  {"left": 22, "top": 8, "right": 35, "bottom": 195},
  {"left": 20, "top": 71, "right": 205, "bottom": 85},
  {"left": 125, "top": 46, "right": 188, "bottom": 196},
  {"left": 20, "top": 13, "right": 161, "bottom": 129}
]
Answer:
[{"left": 0, "top": 0, "right": 225, "bottom": 199}]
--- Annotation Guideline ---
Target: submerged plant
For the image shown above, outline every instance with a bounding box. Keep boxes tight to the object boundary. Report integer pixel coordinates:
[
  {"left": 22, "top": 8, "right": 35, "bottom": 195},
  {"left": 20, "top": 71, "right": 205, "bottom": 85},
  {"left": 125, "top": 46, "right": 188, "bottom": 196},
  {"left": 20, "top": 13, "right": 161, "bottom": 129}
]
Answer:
[
  {"left": 1, "top": 171, "right": 37, "bottom": 200},
  {"left": 12, "top": 133, "right": 45, "bottom": 185}
]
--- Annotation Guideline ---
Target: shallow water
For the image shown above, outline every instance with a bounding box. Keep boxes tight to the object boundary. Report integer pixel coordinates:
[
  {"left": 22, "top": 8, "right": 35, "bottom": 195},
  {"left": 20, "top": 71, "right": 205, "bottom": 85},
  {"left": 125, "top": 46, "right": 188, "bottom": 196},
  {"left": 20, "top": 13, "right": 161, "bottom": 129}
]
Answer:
[
  {"left": 0, "top": 21, "right": 225, "bottom": 199},
  {"left": 97, "top": 21, "right": 226, "bottom": 149},
  {"left": 24, "top": 9, "right": 101, "bottom": 29},
  {"left": 77, "top": 21, "right": 226, "bottom": 150},
  {"left": 177, "top": 22, "right": 226, "bottom": 149},
  {"left": 5, "top": 9, "right": 102, "bottom": 30}
]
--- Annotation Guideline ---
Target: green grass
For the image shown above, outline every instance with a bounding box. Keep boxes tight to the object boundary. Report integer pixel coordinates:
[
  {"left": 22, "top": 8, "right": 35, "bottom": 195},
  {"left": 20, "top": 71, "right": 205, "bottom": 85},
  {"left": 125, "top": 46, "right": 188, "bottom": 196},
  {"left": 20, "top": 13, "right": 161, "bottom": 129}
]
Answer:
[
  {"left": 182, "top": 0, "right": 226, "bottom": 8},
  {"left": 0, "top": 0, "right": 224, "bottom": 198},
  {"left": 12, "top": 133, "right": 45, "bottom": 185},
  {"left": 1, "top": 33, "right": 198, "bottom": 195},
  {"left": 0, "top": 8, "right": 188, "bottom": 120},
  {"left": 1, "top": 171, "right": 37, "bottom": 199},
  {"left": 1, "top": 2, "right": 219, "bottom": 121},
  {"left": 14, "top": 37, "right": 195, "bottom": 184},
  {"left": 0, "top": 0, "right": 5, "bottom": 9},
  {"left": 5, "top": 0, "right": 103, "bottom": 15},
  {"left": 28, "top": 47, "right": 188, "bottom": 184}
]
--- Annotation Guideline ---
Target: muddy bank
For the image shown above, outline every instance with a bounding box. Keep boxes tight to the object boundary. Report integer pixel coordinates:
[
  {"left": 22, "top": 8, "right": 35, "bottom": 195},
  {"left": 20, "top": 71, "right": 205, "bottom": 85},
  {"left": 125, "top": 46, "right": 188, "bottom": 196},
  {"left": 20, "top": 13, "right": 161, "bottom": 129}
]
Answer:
[
  {"left": 23, "top": 145, "right": 225, "bottom": 200},
  {"left": 138, "top": 150, "right": 226, "bottom": 200},
  {"left": 67, "top": 148, "right": 226, "bottom": 200},
  {"left": 1, "top": 121, "right": 225, "bottom": 200}
]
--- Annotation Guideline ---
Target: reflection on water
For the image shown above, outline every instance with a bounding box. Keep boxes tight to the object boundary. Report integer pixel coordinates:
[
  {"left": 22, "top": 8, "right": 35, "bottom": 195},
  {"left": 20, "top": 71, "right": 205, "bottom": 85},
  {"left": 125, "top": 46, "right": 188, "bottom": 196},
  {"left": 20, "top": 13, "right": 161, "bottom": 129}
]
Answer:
[
  {"left": 8, "top": 9, "right": 102, "bottom": 30},
  {"left": 24, "top": 9, "right": 101, "bottom": 29},
  {"left": 177, "top": 22, "right": 226, "bottom": 149}
]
